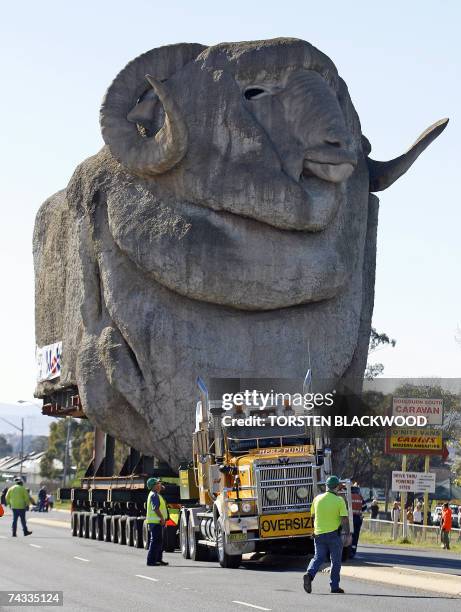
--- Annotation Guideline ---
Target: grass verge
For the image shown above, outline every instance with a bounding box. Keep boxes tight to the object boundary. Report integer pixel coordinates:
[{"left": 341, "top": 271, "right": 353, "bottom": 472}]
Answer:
[
  {"left": 360, "top": 530, "right": 461, "bottom": 552},
  {"left": 54, "top": 500, "right": 71, "bottom": 511}
]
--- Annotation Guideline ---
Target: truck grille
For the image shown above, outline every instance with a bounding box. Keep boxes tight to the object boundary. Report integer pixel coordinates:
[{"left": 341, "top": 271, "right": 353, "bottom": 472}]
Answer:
[{"left": 256, "top": 461, "right": 315, "bottom": 514}]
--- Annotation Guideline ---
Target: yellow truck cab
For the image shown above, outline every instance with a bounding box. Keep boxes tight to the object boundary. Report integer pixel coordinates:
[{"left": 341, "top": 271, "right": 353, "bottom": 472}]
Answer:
[{"left": 179, "top": 393, "right": 352, "bottom": 568}]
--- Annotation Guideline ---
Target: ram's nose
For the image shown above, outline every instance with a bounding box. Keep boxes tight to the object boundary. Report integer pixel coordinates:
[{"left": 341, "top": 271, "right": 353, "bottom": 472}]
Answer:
[{"left": 303, "top": 130, "right": 357, "bottom": 183}]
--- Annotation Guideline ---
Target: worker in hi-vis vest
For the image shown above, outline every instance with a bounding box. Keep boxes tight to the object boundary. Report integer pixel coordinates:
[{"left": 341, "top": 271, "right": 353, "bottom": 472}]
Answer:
[
  {"left": 303, "top": 475, "right": 351, "bottom": 594},
  {"left": 5, "top": 477, "right": 33, "bottom": 537},
  {"left": 146, "top": 477, "right": 169, "bottom": 566}
]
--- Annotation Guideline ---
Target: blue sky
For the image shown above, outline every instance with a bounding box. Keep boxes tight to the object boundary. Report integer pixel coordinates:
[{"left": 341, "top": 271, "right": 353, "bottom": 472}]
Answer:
[{"left": 0, "top": 0, "right": 459, "bottom": 405}]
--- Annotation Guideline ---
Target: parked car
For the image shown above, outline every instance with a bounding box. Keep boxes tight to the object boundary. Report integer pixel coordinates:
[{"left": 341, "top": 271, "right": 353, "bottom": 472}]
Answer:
[
  {"left": 432, "top": 506, "right": 442, "bottom": 526},
  {"left": 449, "top": 504, "right": 459, "bottom": 528},
  {"left": 432, "top": 504, "right": 459, "bottom": 528}
]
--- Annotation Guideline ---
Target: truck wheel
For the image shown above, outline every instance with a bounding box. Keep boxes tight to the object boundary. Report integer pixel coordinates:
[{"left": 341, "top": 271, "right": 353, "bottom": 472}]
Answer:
[
  {"left": 95, "top": 515, "right": 104, "bottom": 541},
  {"left": 179, "top": 510, "right": 190, "bottom": 559},
  {"left": 118, "top": 518, "right": 127, "bottom": 545},
  {"left": 110, "top": 516, "right": 120, "bottom": 543},
  {"left": 215, "top": 517, "right": 242, "bottom": 568},
  {"left": 164, "top": 524, "right": 177, "bottom": 552},
  {"left": 142, "top": 520, "right": 149, "bottom": 550},
  {"left": 103, "top": 516, "right": 112, "bottom": 542},
  {"left": 71, "top": 512, "right": 79, "bottom": 537},
  {"left": 126, "top": 518, "right": 135, "bottom": 547},
  {"left": 133, "top": 519, "right": 143, "bottom": 549},
  {"left": 188, "top": 515, "right": 208, "bottom": 561},
  {"left": 88, "top": 515, "right": 97, "bottom": 540}
]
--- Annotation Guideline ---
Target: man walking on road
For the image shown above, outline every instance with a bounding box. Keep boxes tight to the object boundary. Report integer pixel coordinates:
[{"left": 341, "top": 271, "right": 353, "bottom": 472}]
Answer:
[
  {"left": 303, "top": 475, "right": 351, "bottom": 595},
  {"left": 146, "top": 477, "right": 169, "bottom": 567},
  {"left": 441, "top": 502, "right": 452, "bottom": 550},
  {"left": 5, "top": 478, "right": 33, "bottom": 537}
]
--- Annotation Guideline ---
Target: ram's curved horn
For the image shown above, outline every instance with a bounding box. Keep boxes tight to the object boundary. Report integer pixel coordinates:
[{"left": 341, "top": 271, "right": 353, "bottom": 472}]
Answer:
[
  {"left": 367, "top": 118, "right": 448, "bottom": 192},
  {"left": 100, "top": 43, "right": 205, "bottom": 177}
]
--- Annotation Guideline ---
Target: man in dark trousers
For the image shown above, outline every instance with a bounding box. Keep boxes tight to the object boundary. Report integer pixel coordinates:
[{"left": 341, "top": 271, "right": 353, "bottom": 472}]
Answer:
[
  {"left": 38, "top": 486, "right": 47, "bottom": 512},
  {"left": 303, "top": 475, "right": 351, "bottom": 594},
  {"left": 5, "top": 478, "right": 33, "bottom": 537},
  {"left": 441, "top": 502, "right": 452, "bottom": 550},
  {"left": 350, "top": 484, "right": 366, "bottom": 558},
  {"left": 146, "top": 477, "right": 169, "bottom": 566}
]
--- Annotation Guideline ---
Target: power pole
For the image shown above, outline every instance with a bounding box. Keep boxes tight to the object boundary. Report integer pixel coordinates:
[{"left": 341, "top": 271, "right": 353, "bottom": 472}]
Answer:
[
  {"left": 62, "top": 418, "right": 72, "bottom": 486},
  {"left": 20, "top": 418, "right": 24, "bottom": 478},
  {"left": 0, "top": 416, "right": 25, "bottom": 478}
]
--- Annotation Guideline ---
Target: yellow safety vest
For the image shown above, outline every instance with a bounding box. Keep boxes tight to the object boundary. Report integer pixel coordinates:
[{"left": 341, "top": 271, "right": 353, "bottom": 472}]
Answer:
[{"left": 146, "top": 492, "right": 168, "bottom": 524}]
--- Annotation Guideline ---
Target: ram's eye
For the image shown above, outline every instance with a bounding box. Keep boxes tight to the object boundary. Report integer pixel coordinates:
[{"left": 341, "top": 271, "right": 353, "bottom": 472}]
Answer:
[{"left": 244, "top": 87, "right": 268, "bottom": 100}]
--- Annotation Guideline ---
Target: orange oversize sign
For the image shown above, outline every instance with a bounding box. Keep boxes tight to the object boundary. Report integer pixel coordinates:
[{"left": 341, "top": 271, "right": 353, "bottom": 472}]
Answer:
[
  {"left": 385, "top": 427, "right": 443, "bottom": 455},
  {"left": 259, "top": 512, "right": 313, "bottom": 538}
]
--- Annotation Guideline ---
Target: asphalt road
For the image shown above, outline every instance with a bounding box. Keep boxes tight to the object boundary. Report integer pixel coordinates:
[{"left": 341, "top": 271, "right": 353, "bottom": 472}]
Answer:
[
  {"left": 356, "top": 543, "right": 461, "bottom": 576},
  {"left": 0, "top": 511, "right": 458, "bottom": 612}
]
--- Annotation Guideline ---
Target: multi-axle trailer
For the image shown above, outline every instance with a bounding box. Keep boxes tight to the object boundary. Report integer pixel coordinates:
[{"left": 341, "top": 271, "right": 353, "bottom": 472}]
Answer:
[{"left": 58, "top": 429, "right": 184, "bottom": 552}]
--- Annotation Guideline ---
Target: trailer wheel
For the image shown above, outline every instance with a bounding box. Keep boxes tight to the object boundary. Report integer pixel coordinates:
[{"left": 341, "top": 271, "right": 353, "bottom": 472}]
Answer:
[
  {"left": 164, "top": 524, "right": 177, "bottom": 552},
  {"left": 142, "top": 520, "right": 149, "bottom": 550},
  {"left": 95, "top": 515, "right": 104, "bottom": 541},
  {"left": 179, "top": 510, "right": 190, "bottom": 559},
  {"left": 125, "top": 518, "right": 134, "bottom": 547},
  {"left": 71, "top": 512, "right": 79, "bottom": 537},
  {"left": 78, "top": 512, "right": 85, "bottom": 538},
  {"left": 103, "top": 516, "right": 112, "bottom": 542},
  {"left": 88, "top": 515, "right": 97, "bottom": 540},
  {"left": 215, "top": 517, "right": 242, "bottom": 568},
  {"left": 82, "top": 514, "right": 90, "bottom": 539},
  {"left": 188, "top": 515, "right": 208, "bottom": 561},
  {"left": 118, "top": 517, "right": 127, "bottom": 545},
  {"left": 133, "top": 519, "right": 143, "bottom": 549},
  {"left": 110, "top": 516, "right": 120, "bottom": 543}
]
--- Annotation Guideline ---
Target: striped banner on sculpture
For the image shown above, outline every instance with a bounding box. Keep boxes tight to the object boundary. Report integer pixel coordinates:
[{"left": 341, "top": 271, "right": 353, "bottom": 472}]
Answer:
[{"left": 36, "top": 341, "right": 62, "bottom": 381}]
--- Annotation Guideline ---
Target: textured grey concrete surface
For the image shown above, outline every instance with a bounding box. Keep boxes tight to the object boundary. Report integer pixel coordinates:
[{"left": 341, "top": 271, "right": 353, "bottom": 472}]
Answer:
[{"left": 33, "top": 38, "right": 447, "bottom": 467}]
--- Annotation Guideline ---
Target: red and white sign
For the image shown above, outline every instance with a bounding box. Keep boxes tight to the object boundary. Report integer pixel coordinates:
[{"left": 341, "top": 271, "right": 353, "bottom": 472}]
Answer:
[
  {"left": 391, "top": 470, "right": 436, "bottom": 493},
  {"left": 36, "top": 341, "right": 62, "bottom": 382},
  {"left": 392, "top": 397, "right": 443, "bottom": 425}
]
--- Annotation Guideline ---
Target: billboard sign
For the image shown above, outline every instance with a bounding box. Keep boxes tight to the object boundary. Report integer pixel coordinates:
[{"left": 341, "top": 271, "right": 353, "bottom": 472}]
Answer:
[
  {"left": 392, "top": 470, "right": 436, "bottom": 493},
  {"left": 385, "top": 427, "right": 443, "bottom": 455},
  {"left": 392, "top": 397, "right": 443, "bottom": 426}
]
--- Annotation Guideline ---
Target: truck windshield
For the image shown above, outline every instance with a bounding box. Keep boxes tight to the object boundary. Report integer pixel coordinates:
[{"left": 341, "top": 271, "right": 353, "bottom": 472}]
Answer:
[{"left": 225, "top": 424, "right": 311, "bottom": 453}]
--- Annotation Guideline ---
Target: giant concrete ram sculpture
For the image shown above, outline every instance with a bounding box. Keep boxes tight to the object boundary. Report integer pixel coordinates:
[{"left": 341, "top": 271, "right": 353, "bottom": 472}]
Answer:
[{"left": 34, "top": 39, "right": 447, "bottom": 468}]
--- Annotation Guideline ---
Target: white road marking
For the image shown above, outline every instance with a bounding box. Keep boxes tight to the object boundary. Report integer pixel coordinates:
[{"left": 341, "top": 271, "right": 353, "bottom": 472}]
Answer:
[
  {"left": 29, "top": 543, "right": 42, "bottom": 548},
  {"left": 0, "top": 535, "right": 7, "bottom": 539},
  {"left": 232, "top": 602, "right": 271, "bottom": 611},
  {"left": 135, "top": 575, "right": 159, "bottom": 582},
  {"left": 74, "top": 556, "right": 90, "bottom": 562},
  {"left": 392, "top": 566, "right": 454, "bottom": 577}
]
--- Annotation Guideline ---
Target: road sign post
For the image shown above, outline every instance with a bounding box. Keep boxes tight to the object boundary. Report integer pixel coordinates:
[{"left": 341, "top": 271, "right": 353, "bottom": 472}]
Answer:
[
  {"left": 387, "top": 396, "right": 443, "bottom": 542},
  {"left": 401, "top": 455, "right": 408, "bottom": 539},
  {"left": 423, "top": 455, "right": 430, "bottom": 537},
  {"left": 391, "top": 466, "right": 436, "bottom": 541}
]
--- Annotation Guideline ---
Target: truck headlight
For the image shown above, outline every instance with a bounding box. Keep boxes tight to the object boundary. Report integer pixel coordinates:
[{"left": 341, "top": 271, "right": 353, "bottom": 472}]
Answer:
[
  {"left": 266, "top": 489, "right": 279, "bottom": 501},
  {"left": 241, "top": 502, "right": 252, "bottom": 513},
  {"left": 296, "top": 487, "right": 309, "bottom": 499},
  {"left": 229, "top": 502, "right": 239, "bottom": 513}
]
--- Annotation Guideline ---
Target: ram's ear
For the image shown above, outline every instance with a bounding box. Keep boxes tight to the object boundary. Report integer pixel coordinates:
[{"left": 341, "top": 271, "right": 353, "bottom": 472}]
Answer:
[
  {"left": 127, "top": 89, "right": 158, "bottom": 125},
  {"left": 366, "top": 118, "right": 448, "bottom": 192}
]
